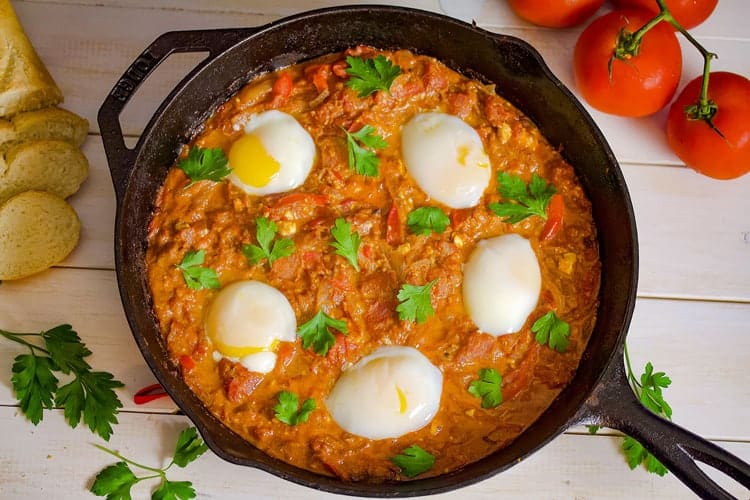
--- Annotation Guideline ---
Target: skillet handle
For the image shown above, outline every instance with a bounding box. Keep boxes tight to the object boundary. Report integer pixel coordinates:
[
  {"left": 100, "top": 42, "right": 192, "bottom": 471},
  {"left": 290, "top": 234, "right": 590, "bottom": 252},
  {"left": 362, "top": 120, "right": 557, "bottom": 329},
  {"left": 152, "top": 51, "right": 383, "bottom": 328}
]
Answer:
[
  {"left": 578, "top": 348, "right": 750, "bottom": 499},
  {"left": 97, "top": 28, "right": 258, "bottom": 201}
]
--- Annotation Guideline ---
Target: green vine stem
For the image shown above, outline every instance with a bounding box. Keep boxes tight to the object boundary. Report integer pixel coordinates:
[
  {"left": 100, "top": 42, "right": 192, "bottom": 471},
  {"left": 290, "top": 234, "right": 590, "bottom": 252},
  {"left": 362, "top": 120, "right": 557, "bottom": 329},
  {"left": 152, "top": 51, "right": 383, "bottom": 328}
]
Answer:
[
  {"left": 616, "top": 0, "right": 720, "bottom": 128},
  {"left": 0, "top": 329, "right": 50, "bottom": 356}
]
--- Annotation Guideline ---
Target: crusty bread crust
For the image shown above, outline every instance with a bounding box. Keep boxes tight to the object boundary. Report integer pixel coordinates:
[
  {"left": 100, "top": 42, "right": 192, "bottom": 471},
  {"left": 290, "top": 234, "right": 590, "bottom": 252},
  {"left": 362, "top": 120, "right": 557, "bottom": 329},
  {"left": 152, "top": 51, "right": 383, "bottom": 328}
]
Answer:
[
  {"left": 0, "top": 139, "right": 89, "bottom": 204},
  {"left": 0, "top": 0, "right": 63, "bottom": 118},
  {"left": 0, "top": 107, "right": 89, "bottom": 151},
  {"left": 0, "top": 190, "right": 80, "bottom": 280}
]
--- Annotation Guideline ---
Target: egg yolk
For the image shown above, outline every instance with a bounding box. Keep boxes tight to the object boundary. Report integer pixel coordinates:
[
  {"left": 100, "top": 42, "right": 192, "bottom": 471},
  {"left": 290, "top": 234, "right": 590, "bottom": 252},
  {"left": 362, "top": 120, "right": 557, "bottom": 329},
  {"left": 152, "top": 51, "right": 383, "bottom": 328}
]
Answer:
[
  {"left": 229, "top": 134, "right": 280, "bottom": 187},
  {"left": 212, "top": 338, "right": 280, "bottom": 358},
  {"left": 396, "top": 386, "right": 408, "bottom": 414}
]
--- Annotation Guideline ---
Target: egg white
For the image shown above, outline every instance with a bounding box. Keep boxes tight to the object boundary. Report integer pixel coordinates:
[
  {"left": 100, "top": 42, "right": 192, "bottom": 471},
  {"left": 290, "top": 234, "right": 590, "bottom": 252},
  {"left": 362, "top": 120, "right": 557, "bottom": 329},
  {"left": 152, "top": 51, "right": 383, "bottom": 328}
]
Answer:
[
  {"left": 326, "top": 346, "right": 443, "bottom": 440},
  {"left": 401, "top": 112, "right": 491, "bottom": 209},
  {"left": 228, "top": 110, "right": 315, "bottom": 195},
  {"left": 462, "top": 234, "right": 541, "bottom": 335},
  {"left": 204, "top": 280, "right": 296, "bottom": 373}
]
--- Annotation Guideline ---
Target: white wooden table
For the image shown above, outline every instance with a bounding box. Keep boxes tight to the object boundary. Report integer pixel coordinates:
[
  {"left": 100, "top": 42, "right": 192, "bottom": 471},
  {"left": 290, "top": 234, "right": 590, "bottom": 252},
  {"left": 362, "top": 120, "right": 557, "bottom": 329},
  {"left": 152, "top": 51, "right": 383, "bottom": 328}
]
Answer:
[{"left": 2, "top": 0, "right": 749, "bottom": 498}]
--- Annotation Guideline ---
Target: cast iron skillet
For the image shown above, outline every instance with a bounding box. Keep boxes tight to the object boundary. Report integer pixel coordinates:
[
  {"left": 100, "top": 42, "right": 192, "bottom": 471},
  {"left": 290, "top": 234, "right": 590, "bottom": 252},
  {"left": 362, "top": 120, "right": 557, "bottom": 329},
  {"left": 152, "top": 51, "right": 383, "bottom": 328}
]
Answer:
[{"left": 97, "top": 5, "right": 750, "bottom": 498}]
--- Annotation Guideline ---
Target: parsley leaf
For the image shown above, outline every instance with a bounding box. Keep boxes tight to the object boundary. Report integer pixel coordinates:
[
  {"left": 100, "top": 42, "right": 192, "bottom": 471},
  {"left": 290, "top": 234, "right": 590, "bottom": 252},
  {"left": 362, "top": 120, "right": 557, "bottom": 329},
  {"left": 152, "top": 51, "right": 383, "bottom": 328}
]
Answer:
[
  {"left": 330, "top": 218, "right": 361, "bottom": 270},
  {"left": 177, "top": 146, "right": 231, "bottom": 187},
  {"left": 407, "top": 207, "right": 450, "bottom": 236},
  {"left": 396, "top": 279, "right": 437, "bottom": 324},
  {"left": 489, "top": 172, "right": 555, "bottom": 224},
  {"left": 177, "top": 250, "right": 220, "bottom": 290},
  {"left": 297, "top": 310, "right": 348, "bottom": 356},
  {"left": 90, "top": 462, "right": 139, "bottom": 500},
  {"left": 43, "top": 324, "right": 92, "bottom": 374},
  {"left": 11, "top": 354, "right": 58, "bottom": 425},
  {"left": 391, "top": 445, "right": 435, "bottom": 478},
  {"left": 587, "top": 425, "right": 600, "bottom": 434},
  {"left": 56, "top": 370, "right": 124, "bottom": 441},
  {"left": 92, "top": 426, "right": 208, "bottom": 499},
  {"left": 345, "top": 55, "right": 401, "bottom": 97},
  {"left": 468, "top": 368, "right": 503, "bottom": 409},
  {"left": 2, "top": 324, "right": 124, "bottom": 439},
  {"left": 152, "top": 480, "right": 196, "bottom": 500},
  {"left": 242, "top": 216, "right": 295, "bottom": 267},
  {"left": 274, "top": 391, "right": 316, "bottom": 425},
  {"left": 639, "top": 362, "right": 673, "bottom": 418},
  {"left": 172, "top": 427, "right": 210, "bottom": 468},
  {"left": 531, "top": 311, "right": 570, "bottom": 353},
  {"left": 343, "top": 125, "right": 387, "bottom": 176}
]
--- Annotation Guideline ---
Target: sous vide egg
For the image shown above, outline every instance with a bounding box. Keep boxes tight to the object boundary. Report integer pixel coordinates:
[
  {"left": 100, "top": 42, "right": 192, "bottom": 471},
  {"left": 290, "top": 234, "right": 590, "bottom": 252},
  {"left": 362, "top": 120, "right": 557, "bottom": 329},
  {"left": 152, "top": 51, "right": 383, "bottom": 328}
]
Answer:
[
  {"left": 326, "top": 346, "right": 443, "bottom": 440},
  {"left": 463, "top": 234, "right": 541, "bottom": 335},
  {"left": 401, "top": 112, "right": 491, "bottom": 208},
  {"left": 204, "top": 280, "right": 296, "bottom": 373},
  {"left": 227, "top": 110, "right": 315, "bottom": 195}
]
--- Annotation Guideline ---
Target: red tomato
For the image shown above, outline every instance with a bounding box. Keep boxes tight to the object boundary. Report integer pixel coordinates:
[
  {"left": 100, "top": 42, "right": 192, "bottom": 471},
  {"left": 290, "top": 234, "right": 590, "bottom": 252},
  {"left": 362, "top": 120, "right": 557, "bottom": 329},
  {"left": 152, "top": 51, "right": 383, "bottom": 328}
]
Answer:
[
  {"left": 612, "top": 0, "right": 718, "bottom": 29},
  {"left": 574, "top": 10, "right": 682, "bottom": 117},
  {"left": 507, "top": 0, "right": 604, "bottom": 28},
  {"left": 540, "top": 194, "right": 564, "bottom": 241},
  {"left": 667, "top": 72, "right": 750, "bottom": 180}
]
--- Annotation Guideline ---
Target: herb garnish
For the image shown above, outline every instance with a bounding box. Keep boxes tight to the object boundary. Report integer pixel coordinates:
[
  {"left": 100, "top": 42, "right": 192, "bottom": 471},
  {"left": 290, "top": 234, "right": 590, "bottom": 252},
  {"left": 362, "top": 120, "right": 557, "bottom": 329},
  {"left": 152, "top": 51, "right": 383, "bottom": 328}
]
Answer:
[
  {"left": 407, "top": 207, "right": 450, "bottom": 236},
  {"left": 589, "top": 344, "right": 672, "bottom": 476},
  {"left": 330, "top": 218, "right": 361, "bottom": 270},
  {"left": 177, "top": 250, "right": 220, "bottom": 290},
  {"left": 177, "top": 146, "right": 231, "bottom": 187},
  {"left": 242, "top": 216, "right": 295, "bottom": 268},
  {"left": 343, "top": 125, "right": 387, "bottom": 177},
  {"left": 91, "top": 426, "right": 208, "bottom": 499},
  {"left": 489, "top": 172, "right": 556, "bottom": 224},
  {"left": 396, "top": 279, "right": 437, "bottom": 324},
  {"left": 391, "top": 445, "right": 435, "bottom": 478},
  {"left": 531, "top": 311, "right": 570, "bottom": 353},
  {"left": 345, "top": 55, "right": 402, "bottom": 97},
  {"left": 274, "top": 391, "right": 316, "bottom": 426},
  {"left": 0, "top": 324, "right": 123, "bottom": 440},
  {"left": 468, "top": 368, "right": 503, "bottom": 409},
  {"left": 297, "top": 310, "right": 349, "bottom": 356}
]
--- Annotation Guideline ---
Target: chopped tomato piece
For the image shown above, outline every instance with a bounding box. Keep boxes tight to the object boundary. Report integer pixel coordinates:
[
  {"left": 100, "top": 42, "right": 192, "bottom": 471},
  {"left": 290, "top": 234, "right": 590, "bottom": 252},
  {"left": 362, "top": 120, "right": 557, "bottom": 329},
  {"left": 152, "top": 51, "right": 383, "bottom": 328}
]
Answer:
[
  {"left": 450, "top": 208, "right": 472, "bottom": 228},
  {"left": 277, "top": 342, "right": 295, "bottom": 367},
  {"left": 274, "top": 192, "right": 328, "bottom": 207},
  {"left": 326, "top": 333, "right": 357, "bottom": 368},
  {"left": 271, "top": 72, "right": 293, "bottom": 106},
  {"left": 386, "top": 204, "right": 402, "bottom": 245},
  {"left": 306, "top": 64, "right": 331, "bottom": 93},
  {"left": 332, "top": 59, "right": 348, "bottom": 78},
  {"left": 179, "top": 354, "right": 196, "bottom": 372},
  {"left": 540, "top": 194, "right": 564, "bottom": 241}
]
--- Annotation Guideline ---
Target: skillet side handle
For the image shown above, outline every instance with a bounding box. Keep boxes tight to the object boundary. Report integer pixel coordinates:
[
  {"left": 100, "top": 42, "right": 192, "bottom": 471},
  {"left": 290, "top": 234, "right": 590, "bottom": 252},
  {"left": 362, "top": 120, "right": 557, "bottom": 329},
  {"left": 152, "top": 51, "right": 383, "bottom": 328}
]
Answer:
[
  {"left": 97, "top": 28, "right": 258, "bottom": 201},
  {"left": 577, "top": 354, "right": 750, "bottom": 499}
]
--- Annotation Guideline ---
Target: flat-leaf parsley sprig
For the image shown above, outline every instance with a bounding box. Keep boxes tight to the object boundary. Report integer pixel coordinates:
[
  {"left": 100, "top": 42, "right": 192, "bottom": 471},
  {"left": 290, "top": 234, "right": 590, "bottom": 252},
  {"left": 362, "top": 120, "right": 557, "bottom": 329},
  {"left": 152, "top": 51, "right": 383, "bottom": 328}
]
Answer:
[
  {"left": 177, "top": 250, "right": 220, "bottom": 291},
  {"left": 242, "top": 216, "right": 296, "bottom": 268},
  {"left": 391, "top": 445, "right": 435, "bottom": 478},
  {"left": 330, "top": 218, "right": 361, "bottom": 270},
  {"left": 274, "top": 391, "right": 316, "bottom": 426},
  {"left": 396, "top": 279, "right": 438, "bottom": 324},
  {"left": 177, "top": 146, "right": 231, "bottom": 188},
  {"left": 345, "top": 55, "right": 402, "bottom": 97},
  {"left": 91, "top": 426, "right": 208, "bottom": 500},
  {"left": 490, "top": 172, "right": 556, "bottom": 224},
  {"left": 590, "top": 343, "right": 672, "bottom": 477},
  {"left": 468, "top": 368, "right": 503, "bottom": 409},
  {"left": 0, "top": 324, "right": 123, "bottom": 440},
  {"left": 343, "top": 125, "right": 388, "bottom": 177},
  {"left": 297, "top": 310, "right": 349, "bottom": 356}
]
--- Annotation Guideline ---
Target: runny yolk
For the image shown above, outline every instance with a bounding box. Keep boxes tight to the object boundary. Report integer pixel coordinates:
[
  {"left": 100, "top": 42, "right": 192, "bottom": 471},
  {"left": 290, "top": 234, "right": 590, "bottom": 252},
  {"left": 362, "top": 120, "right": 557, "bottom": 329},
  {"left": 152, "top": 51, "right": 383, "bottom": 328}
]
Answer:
[
  {"left": 229, "top": 133, "right": 280, "bottom": 187},
  {"left": 396, "top": 386, "right": 408, "bottom": 414},
  {"left": 213, "top": 338, "right": 280, "bottom": 358}
]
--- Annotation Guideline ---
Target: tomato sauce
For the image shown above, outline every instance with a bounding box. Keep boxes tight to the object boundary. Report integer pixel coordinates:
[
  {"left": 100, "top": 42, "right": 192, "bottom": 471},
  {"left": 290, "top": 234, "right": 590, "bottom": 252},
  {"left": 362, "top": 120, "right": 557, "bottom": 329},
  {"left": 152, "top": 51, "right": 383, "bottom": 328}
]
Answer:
[{"left": 146, "top": 48, "right": 600, "bottom": 481}]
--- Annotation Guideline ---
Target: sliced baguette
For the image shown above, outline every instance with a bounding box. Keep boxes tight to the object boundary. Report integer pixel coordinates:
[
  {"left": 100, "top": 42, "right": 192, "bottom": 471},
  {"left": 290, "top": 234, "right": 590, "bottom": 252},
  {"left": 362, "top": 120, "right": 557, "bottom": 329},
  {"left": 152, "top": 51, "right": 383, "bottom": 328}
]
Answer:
[
  {"left": 0, "top": 140, "right": 89, "bottom": 204},
  {"left": 0, "top": 190, "right": 80, "bottom": 280},
  {"left": 0, "top": 0, "right": 63, "bottom": 117},
  {"left": 0, "top": 107, "right": 88, "bottom": 151}
]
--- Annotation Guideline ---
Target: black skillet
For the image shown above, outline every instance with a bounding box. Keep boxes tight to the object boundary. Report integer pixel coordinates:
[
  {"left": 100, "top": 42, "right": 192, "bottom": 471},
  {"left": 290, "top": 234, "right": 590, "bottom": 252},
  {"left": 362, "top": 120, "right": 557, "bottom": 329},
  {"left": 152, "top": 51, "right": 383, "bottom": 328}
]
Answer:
[{"left": 97, "top": 5, "right": 750, "bottom": 498}]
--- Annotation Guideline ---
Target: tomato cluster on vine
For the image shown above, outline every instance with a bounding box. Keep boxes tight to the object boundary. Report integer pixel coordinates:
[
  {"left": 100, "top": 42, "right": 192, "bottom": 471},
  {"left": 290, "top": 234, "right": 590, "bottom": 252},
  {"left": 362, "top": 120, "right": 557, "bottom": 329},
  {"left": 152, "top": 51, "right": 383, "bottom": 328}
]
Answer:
[{"left": 506, "top": 0, "right": 749, "bottom": 180}]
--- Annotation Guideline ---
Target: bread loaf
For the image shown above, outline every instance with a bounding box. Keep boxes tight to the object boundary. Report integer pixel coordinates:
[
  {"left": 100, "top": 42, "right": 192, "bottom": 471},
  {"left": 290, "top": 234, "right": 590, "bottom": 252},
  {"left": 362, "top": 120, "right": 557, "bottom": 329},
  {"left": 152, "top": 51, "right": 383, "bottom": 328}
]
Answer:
[
  {"left": 0, "top": 190, "right": 80, "bottom": 280},
  {"left": 0, "top": 140, "right": 89, "bottom": 204},
  {"left": 0, "top": 107, "right": 88, "bottom": 151},
  {"left": 0, "top": 0, "right": 63, "bottom": 117}
]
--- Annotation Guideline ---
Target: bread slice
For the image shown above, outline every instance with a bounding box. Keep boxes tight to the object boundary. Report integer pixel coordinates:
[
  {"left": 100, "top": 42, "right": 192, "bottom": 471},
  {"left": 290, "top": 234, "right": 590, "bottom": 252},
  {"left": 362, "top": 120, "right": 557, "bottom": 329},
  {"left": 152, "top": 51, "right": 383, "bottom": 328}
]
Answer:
[
  {"left": 0, "top": 140, "right": 89, "bottom": 204},
  {"left": 0, "top": 0, "right": 63, "bottom": 118},
  {"left": 0, "top": 107, "right": 88, "bottom": 151},
  {"left": 0, "top": 190, "right": 80, "bottom": 280}
]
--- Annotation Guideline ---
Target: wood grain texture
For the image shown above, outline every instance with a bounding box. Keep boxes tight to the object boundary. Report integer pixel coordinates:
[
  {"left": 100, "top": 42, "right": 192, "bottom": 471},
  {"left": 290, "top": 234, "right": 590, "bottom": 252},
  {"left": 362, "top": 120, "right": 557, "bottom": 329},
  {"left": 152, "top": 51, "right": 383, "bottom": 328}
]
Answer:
[{"left": 2, "top": 0, "right": 750, "bottom": 498}]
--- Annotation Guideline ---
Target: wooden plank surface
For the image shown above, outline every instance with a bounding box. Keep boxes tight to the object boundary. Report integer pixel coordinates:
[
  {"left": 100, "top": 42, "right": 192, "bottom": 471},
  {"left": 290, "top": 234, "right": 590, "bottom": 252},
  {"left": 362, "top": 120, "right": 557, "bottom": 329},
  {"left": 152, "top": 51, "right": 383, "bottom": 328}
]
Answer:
[{"left": 3, "top": 0, "right": 750, "bottom": 498}]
